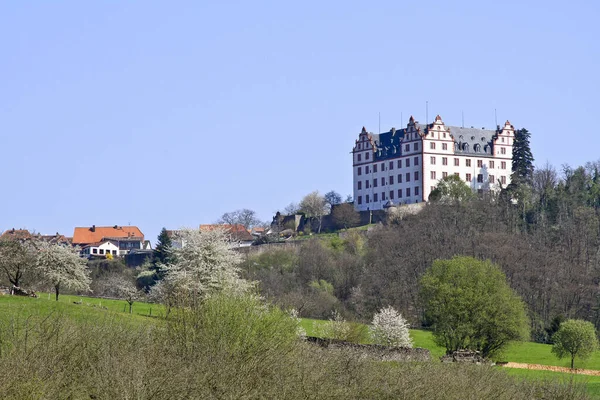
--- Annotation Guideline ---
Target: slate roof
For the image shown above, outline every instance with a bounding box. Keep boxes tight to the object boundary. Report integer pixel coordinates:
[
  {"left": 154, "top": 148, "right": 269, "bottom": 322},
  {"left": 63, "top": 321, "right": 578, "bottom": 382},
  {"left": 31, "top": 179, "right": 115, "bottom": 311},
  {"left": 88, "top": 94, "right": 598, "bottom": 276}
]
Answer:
[{"left": 370, "top": 125, "right": 497, "bottom": 160}]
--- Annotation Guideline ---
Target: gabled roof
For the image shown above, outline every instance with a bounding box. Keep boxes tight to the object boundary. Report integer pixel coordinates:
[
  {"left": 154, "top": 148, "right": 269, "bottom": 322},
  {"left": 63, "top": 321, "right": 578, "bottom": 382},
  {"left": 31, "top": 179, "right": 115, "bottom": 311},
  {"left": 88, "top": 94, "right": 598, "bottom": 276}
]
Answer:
[
  {"left": 72, "top": 226, "right": 144, "bottom": 245},
  {"left": 0, "top": 229, "right": 33, "bottom": 241},
  {"left": 81, "top": 240, "right": 119, "bottom": 249}
]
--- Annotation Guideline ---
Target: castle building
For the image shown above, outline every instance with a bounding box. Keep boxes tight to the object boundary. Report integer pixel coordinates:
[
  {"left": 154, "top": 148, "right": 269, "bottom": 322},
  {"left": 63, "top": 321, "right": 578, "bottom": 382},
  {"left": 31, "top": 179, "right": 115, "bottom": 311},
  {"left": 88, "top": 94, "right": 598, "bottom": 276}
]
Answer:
[{"left": 352, "top": 115, "right": 515, "bottom": 211}]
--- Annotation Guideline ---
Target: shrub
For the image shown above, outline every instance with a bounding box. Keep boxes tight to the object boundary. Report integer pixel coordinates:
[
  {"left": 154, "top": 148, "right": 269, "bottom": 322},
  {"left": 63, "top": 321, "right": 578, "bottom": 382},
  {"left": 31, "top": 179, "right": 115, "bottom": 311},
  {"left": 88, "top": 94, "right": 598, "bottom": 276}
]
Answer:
[{"left": 370, "top": 306, "right": 412, "bottom": 347}]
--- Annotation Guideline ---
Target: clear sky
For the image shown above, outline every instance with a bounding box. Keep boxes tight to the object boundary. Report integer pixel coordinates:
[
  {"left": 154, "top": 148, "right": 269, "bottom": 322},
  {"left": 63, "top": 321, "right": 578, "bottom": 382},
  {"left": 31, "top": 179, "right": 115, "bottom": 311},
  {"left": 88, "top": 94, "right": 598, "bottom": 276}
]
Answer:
[{"left": 1, "top": 1, "right": 599, "bottom": 243}]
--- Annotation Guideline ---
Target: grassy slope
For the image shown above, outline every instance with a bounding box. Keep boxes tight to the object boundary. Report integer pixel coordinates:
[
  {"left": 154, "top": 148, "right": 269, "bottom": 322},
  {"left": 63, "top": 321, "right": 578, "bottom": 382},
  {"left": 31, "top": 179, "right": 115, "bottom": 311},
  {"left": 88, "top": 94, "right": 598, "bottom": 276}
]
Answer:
[{"left": 4, "top": 296, "right": 600, "bottom": 397}]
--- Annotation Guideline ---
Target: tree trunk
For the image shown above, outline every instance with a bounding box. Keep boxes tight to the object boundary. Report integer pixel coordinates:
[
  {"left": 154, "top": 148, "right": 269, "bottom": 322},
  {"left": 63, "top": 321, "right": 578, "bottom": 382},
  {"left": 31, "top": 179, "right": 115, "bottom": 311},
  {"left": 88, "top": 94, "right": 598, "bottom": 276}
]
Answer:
[
  {"left": 55, "top": 284, "right": 60, "bottom": 301},
  {"left": 571, "top": 355, "right": 575, "bottom": 369},
  {"left": 129, "top": 302, "right": 133, "bottom": 314}
]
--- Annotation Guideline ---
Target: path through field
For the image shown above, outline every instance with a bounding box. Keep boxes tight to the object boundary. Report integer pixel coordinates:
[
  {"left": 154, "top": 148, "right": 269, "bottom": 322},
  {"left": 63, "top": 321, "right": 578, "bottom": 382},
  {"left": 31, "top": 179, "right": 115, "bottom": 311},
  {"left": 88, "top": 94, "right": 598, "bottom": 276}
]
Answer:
[{"left": 503, "top": 362, "right": 600, "bottom": 376}]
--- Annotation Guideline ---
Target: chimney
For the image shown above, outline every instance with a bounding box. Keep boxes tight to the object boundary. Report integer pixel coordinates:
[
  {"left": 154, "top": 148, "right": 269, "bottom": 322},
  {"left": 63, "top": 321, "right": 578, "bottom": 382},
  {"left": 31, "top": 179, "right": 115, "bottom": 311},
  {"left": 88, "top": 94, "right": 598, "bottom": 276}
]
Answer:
[
  {"left": 113, "top": 225, "right": 118, "bottom": 229},
  {"left": 91, "top": 225, "right": 96, "bottom": 232}
]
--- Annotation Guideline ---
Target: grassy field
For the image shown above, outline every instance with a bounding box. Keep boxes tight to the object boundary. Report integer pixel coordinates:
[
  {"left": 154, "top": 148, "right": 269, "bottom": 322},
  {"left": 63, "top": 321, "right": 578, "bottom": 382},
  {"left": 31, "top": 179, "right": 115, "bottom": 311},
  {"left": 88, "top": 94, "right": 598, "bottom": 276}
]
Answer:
[{"left": 3, "top": 295, "right": 600, "bottom": 397}]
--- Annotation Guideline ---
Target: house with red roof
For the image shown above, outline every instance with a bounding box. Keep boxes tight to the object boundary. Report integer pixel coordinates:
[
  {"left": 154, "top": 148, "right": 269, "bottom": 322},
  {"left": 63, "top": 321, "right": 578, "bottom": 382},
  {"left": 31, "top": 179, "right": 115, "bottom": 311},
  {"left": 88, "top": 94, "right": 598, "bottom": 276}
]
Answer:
[{"left": 72, "top": 225, "right": 150, "bottom": 257}]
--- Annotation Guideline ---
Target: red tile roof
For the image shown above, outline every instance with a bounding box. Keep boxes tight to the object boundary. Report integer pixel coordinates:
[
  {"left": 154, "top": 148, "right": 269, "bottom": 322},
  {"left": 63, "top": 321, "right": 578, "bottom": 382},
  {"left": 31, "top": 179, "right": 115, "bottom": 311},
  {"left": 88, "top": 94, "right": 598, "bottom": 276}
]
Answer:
[
  {"left": 72, "top": 226, "right": 144, "bottom": 245},
  {"left": 0, "top": 229, "right": 33, "bottom": 241}
]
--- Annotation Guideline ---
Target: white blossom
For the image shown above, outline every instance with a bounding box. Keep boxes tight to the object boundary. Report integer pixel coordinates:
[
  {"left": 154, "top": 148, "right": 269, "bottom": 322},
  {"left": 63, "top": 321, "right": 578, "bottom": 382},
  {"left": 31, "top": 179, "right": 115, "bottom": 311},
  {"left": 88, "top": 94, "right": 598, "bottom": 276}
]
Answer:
[
  {"left": 36, "top": 242, "right": 91, "bottom": 299},
  {"left": 370, "top": 306, "right": 412, "bottom": 348},
  {"left": 152, "top": 227, "right": 254, "bottom": 303}
]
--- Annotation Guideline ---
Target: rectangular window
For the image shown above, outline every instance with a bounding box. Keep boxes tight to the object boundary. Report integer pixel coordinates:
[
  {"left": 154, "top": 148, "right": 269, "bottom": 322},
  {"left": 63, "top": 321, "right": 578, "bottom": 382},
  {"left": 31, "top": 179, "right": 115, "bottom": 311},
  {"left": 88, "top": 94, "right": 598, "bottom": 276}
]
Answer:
[
  {"left": 415, "top": 186, "right": 420, "bottom": 196},
  {"left": 501, "top": 176, "right": 507, "bottom": 184},
  {"left": 99, "top": 249, "right": 104, "bottom": 255},
  {"left": 442, "top": 157, "right": 448, "bottom": 166},
  {"left": 466, "top": 159, "right": 471, "bottom": 167},
  {"left": 389, "top": 175, "right": 394, "bottom": 185},
  {"left": 406, "top": 173, "right": 410, "bottom": 182},
  {"left": 490, "top": 175, "right": 495, "bottom": 183},
  {"left": 413, "top": 143, "right": 418, "bottom": 151},
  {"left": 442, "top": 172, "right": 448, "bottom": 178},
  {"left": 405, "top": 144, "right": 410, "bottom": 152},
  {"left": 398, "top": 189, "right": 403, "bottom": 198},
  {"left": 477, "top": 174, "right": 483, "bottom": 183},
  {"left": 407, "top": 188, "right": 411, "bottom": 197},
  {"left": 366, "top": 180, "right": 369, "bottom": 188},
  {"left": 501, "top": 161, "right": 506, "bottom": 169},
  {"left": 466, "top": 173, "right": 472, "bottom": 182},
  {"left": 501, "top": 147, "right": 506, "bottom": 155},
  {"left": 397, "top": 160, "right": 402, "bottom": 168},
  {"left": 112, "top": 250, "right": 117, "bottom": 255},
  {"left": 414, "top": 171, "right": 419, "bottom": 181},
  {"left": 381, "top": 192, "right": 385, "bottom": 200},
  {"left": 358, "top": 181, "right": 362, "bottom": 190},
  {"left": 373, "top": 179, "right": 377, "bottom": 188},
  {"left": 366, "top": 194, "right": 370, "bottom": 203},
  {"left": 373, "top": 164, "right": 378, "bottom": 173},
  {"left": 431, "top": 171, "right": 436, "bottom": 180},
  {"left": 381, "top": 162, "right": 385, "bottom": 171},
  {"left": 406, "top": 158, "right": 411, "bottom": 167},
  {"left": 390, "top": 190, "right": 394, "bottom": 200},
  {"left": 389, "top": 161, "right": 394, "bottom": 170},
  {"left": 430, "top": 142, "right": 436, "bottom": 150},
  {"left": 366, "top": 152, "right": 370, "bottom": 160},
  {"left": 442, "top": 143, "right": 448, "bottom": 150},
  {"left": 455, "top": 172, "right": 460, "bottom": 177},
  {"left": 454, "top": 158, "right": 459, "bottom": 166},
  {"left": 477, "top": 160, "right": 483, "bottom": 168},
  {"left": 489, "top": 161, "right": 495, "bottom": 169},
  {"left": 93, "top": 248, "right": 97, "bottom": 254},
  {"left": 414, "top": 156, "right": 419, "bottom": 166},
  {"left": 430, "top": 156, "right": 436, "bottom": 165},
  {"left": 374, "top": 193, "right": 378, "bottom": 202},
  {"left": 357, "top": 154, "right": 361, "bottom": 162},
  {"left": 398, "top": 174, "right": 402, "bottom": 183},
  {"left": 358, "top": 167, "right": 362, "bottom": 176},
  {"left": 381, "top": 177, "right": 385, "bottom": 186},
  {"left": 358, "top": 196, "right": 362, "bottom": 205}
]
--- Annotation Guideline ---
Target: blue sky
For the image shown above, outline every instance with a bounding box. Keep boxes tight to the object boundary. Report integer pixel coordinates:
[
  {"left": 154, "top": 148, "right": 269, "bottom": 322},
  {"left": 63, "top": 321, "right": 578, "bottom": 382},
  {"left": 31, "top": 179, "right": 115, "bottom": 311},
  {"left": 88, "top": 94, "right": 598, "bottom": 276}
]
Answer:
[{"left": 1, "top": 1, "right": 599, "bottom": 243}]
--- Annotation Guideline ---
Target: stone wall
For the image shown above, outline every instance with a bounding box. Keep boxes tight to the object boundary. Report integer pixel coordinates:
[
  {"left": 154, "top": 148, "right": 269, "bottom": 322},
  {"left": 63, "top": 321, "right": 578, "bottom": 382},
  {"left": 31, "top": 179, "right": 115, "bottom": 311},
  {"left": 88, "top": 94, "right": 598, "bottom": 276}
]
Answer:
[{"left": 306, "top": 336, "right": 431, "bottom": 362}]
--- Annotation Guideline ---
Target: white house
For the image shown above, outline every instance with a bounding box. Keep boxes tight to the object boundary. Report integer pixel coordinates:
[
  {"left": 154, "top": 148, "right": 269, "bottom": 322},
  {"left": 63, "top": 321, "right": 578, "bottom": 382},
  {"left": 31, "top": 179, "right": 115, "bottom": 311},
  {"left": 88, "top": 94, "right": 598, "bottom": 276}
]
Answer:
[{"left": 80, "top": 240, "right": 120, "bottom": 258}]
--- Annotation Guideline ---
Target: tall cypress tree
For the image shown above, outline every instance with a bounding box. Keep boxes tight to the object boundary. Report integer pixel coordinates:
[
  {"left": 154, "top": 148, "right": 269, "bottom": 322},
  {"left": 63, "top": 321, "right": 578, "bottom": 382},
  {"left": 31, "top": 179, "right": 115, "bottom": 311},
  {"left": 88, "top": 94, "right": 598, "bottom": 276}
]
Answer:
[{"left": 511, "top": 128, "right": 535, "bottom": 186}]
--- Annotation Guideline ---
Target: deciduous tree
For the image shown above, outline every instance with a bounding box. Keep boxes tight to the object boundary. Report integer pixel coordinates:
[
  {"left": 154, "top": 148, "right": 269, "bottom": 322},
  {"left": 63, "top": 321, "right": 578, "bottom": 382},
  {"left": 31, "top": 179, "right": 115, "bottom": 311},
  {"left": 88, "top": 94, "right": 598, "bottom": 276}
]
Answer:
[
  {"left": 299, "top": 191, "right": 329, "bottom": 233},
  {"left": 428, "top": 174, "right": 473, "bottom": 204},
  {"left": 332, "top": 203, "right": 361, "bottom": 229},
  {"left": 218, "top": 209, "right": 262, "bottom": 229},
  {"left": 36, "top": 242, "right": 91, "bottom": 301},
  {"left": 419, "top": 256, "right": 528, "bottom": 358},
  {"left": 552, "top": 319, "right": 598, "bottom": 369},
  {"left": 0, "top": 239, "right": 36, "bottom": 290}
]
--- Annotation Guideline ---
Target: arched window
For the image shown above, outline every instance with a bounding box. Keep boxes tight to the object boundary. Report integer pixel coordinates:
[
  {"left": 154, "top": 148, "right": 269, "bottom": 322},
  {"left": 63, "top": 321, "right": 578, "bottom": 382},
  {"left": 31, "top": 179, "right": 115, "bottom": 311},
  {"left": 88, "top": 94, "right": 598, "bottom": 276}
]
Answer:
[
  {"left": 463, "top": 143, "right": 469, "bottom": 152},
  {"left": 474, "top": 144, "right": 481, "bottom": 152}
]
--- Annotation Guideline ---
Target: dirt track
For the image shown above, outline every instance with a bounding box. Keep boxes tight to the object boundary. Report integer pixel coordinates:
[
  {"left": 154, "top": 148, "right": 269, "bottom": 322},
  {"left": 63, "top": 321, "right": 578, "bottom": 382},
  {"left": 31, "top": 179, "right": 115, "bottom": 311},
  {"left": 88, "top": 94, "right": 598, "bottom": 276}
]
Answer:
[{"left": 502, "top": 362, "right": 600, "bottom": 376}]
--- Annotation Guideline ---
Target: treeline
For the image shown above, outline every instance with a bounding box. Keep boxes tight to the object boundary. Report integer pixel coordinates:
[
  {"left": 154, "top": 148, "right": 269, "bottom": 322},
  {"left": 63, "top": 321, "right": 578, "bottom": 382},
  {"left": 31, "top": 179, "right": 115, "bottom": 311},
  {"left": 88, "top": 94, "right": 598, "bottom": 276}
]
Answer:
[{"left": 243, "top": 160, "right": 600, "bottom": 343}]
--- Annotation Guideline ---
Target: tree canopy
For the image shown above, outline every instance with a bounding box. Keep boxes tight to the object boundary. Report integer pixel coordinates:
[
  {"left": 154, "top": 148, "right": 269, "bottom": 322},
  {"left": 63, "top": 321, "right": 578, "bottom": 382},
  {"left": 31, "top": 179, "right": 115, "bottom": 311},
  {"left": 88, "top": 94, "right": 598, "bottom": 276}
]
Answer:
[
  {"left": 428, "top": 174, "right": 474, "bottom": 204},
  {"left": 419, "top": 256, "right": 528, "bottom": 358},
  {"left": 511, "top": 128, "right": 535, "bottom": 186},
  {"left": 218, "top": 209, "right": 263, "bottom": 229},
  {"left": 551, "top": 319, "right": 598, "bottom": 369},
  {"left": 36, "top": 242, "right": 91, "bottom": 301}
]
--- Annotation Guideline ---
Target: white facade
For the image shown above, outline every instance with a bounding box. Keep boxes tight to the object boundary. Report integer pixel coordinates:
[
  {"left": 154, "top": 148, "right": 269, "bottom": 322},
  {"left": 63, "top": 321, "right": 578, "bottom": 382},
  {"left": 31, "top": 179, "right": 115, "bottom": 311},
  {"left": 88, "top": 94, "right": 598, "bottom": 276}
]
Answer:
[
  {"left": 81, "top": 241, "right": 119, "bottom": 258},
  {"left": 352, "top": 115, "right": 515, "bottom": 211}
]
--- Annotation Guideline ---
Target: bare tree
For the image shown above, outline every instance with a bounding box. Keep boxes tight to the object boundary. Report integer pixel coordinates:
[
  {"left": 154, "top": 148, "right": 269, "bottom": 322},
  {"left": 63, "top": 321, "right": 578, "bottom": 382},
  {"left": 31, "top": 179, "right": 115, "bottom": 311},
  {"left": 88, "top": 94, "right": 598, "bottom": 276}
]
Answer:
[
  {"left": 218, "top": 209, "right": 262, "bottom": 229},
  {"left": 36, "top": 242, "right": 91, "bottom": 301},
  {"left": 332, "top": 203, "right": 361, "bottom": 229}
]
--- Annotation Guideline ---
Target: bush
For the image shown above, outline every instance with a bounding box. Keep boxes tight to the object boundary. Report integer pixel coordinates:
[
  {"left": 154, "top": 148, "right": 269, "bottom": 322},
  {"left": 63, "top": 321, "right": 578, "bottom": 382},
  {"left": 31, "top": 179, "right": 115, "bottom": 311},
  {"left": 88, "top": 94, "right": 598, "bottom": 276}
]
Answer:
[{"left": 370, "top": 306, "right": 412, "bottom": 347}]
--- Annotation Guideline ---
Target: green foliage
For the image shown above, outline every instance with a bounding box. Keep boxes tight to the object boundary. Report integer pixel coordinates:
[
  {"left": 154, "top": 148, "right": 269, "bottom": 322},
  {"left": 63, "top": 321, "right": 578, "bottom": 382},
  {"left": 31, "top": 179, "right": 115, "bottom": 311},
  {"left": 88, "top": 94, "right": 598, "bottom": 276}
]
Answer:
[
  {"left": 552, "top": 319, "right": 599, "bottom": 369},
  {"left": 428, "top": 174, "right": 474, "bottom": 203},
  {"left": 153, "top": 227, "right": 174, "bottom": 278},
  {"left": 511, "top": 128, "right": 535, "bottom": 186},
  {"left": 420, "top": 256, "right": 529, "bottom": 358},
  {"left": 309, "top": 279, "right": 334, "bottom": 295}
]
